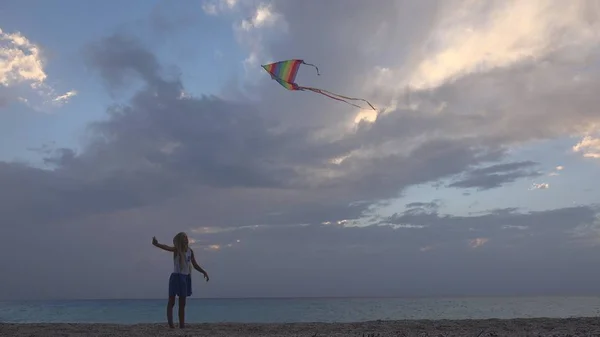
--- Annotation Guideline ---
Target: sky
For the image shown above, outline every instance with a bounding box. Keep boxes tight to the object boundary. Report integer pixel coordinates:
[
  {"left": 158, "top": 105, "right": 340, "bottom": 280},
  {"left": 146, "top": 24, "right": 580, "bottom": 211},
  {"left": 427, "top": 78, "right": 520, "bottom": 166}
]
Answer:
[{"left": 1, "top": 0, "right": 600, "bottom": 300}]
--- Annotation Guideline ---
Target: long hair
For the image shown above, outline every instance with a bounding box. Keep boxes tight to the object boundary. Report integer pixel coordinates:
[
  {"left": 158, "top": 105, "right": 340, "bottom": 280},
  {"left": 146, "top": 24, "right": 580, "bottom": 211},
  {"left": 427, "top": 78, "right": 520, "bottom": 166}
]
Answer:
[{"left": 172, "top": 232, "right": 189, "bottom": 272}]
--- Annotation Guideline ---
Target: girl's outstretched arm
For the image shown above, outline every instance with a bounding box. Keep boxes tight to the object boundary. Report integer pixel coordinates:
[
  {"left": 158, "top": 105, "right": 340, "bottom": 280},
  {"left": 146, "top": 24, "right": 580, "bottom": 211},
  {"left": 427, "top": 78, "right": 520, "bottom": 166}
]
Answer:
[
  {"left": 152, "top": 236, "right": 176, "bottom": 252},
  {"left": 191, "top": 249, "right": 209, "bottom": 282}
]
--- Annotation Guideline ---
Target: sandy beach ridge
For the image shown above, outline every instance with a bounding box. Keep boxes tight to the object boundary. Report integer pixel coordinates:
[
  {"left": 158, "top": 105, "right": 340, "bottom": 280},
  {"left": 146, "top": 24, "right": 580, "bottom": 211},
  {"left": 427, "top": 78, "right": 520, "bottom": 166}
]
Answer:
[{"left": 3, "top": 317, "right": 600, "bottom": 336}]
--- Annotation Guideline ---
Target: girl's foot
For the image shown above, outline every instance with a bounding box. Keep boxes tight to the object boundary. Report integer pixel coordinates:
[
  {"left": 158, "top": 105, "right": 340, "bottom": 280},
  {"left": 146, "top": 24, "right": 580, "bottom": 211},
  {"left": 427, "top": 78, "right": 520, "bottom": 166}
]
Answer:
[{"left": 168, "top": 323, "right": 175, "bottom": 329}]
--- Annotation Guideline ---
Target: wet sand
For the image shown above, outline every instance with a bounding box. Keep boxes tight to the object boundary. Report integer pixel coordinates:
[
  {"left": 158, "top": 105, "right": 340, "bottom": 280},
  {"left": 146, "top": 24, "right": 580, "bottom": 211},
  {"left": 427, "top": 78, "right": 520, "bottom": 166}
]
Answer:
[{"left": 2, "top": 317, "right": 600, "bottom": 336}]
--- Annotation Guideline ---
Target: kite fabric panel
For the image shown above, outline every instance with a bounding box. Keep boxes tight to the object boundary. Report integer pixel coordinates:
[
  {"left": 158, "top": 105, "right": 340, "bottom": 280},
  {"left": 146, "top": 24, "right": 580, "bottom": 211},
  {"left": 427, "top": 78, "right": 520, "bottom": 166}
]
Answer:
[{"left": 261, "top": 59, "right": 376, "bottom": 110}]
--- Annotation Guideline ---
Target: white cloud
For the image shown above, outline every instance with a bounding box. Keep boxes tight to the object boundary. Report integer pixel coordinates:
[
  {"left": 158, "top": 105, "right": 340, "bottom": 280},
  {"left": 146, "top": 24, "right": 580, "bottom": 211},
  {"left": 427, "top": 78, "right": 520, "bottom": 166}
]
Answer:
[
  {"left": 0, "top": 28, "right": 46, "bottom": 86},
  {"left": 52, "top": 90, "right": 77, "bottom": 106},
  {"left": 389, "top": 224, "right": 426, "bottom": 229},
  {"left": 201, "top": 0, "right": 239, "bottom": 15},
  {"left": 346, "top": 0, "right": 600, "bottom": 114},
  {"left": 240, "top": 3, "right": 280, "bottom": 31},
  {"left": 573, "top": 135, "right": 600, "bottom": 158},
  {"left": 225, "top": 0, "right": 238, "bottom": 8},
  {"left": 227, "top": 2, "right": 288, "bottom": 74},
  {"left": 405, "top": 0, "right": 600, "bottom": 91},
  {"left": 191, "top": 223, "right": 309, "bottom": 235},
  {"left": 201, "top": 3, "right": 218, "bottom": 15},
  {"left": 469, "top": 237, "right": 489, "bottom": 248},
  {"left": 353, "top": 109, "right": 378, "bottom": 125},
  {"left": 548, "top": 165, "right": 564, "bottom": 176},
  {"left": 530, "top": 183, "right": 550, "bottom": 190},
  {"left": 502, "top": 225, "right": 529, "bottom": 230},
  {"left": 0, "top": 27, "right": 76, "bottom": 111}
]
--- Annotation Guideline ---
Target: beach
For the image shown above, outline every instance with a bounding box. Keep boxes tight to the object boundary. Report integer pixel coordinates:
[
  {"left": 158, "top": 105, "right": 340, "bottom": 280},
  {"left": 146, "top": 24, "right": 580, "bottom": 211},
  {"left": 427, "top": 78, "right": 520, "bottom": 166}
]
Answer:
[{"left": 2, "top": 317, "right": 600, "bottom": 337}]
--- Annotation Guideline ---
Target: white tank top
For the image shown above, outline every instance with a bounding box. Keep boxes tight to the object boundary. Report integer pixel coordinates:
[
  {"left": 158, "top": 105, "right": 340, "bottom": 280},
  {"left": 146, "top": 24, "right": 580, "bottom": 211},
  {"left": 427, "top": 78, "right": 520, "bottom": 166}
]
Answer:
[{"left": 173, "top": 249, "right": 192, "bottom": 275}]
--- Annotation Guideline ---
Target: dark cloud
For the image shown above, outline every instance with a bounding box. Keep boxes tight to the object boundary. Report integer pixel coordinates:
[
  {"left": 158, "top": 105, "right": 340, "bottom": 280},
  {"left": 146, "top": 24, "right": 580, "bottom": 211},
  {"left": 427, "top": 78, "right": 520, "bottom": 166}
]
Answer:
[
  {"left": 405, "top": 200, "right": 442, "bottom": 211},
  {"left": 0, "top": 31, "right": 522, "bottom": 233},
  {"left": 4, "top": 203, "right": 599, "bottom": 300},
  {"left": 83, "top": 33, "right": 169, "bottom": 92},
  {"left": 383, "top": 204, "right": 599, "bottom": 243},
  {"left": 447, "top": 161, "right": 542, "bottom": 190}
]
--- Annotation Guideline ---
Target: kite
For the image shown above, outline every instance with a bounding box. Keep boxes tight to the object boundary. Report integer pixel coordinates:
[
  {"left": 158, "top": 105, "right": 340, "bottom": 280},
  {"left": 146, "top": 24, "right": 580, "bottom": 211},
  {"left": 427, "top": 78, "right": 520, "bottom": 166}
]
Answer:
[{"left": 261, "top": 59, "right": 376, "bottom": 110}]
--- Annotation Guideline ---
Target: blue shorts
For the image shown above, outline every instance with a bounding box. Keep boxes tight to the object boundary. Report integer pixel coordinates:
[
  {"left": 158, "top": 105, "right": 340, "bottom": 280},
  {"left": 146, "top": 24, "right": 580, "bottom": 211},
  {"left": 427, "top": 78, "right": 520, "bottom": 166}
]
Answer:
[{"left": 168, "top": 273, "right": 192, "bottom": 298}]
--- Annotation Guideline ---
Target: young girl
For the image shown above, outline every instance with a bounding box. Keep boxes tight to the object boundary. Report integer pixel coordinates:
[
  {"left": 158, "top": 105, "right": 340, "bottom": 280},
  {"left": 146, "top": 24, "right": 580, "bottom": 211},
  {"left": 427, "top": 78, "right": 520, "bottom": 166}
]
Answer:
[{"left": 152, "top": 232, "right": 209, "bottom": 328}]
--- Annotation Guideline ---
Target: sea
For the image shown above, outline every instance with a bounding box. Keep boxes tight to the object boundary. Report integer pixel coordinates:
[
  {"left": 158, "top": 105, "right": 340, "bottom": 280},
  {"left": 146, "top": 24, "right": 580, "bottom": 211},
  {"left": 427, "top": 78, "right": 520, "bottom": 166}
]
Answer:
[{"left": 1, "top": 297, "right": 600, "bottom": 324}]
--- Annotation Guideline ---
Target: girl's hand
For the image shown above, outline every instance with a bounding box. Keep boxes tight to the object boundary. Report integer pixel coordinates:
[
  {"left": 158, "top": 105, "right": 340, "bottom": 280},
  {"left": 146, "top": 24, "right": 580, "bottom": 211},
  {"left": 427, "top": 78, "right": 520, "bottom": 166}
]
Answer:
[
  {"left": 203, "top": 271, "right": 209, "bottom": 282},
  {"left": 152, "top": 236, "right": 158, "bottom": 245}
]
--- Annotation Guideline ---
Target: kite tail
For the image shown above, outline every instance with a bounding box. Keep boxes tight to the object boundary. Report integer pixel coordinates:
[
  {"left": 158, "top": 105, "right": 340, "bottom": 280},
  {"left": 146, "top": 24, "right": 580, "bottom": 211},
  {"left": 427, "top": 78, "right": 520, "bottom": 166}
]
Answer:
[
  {"left": 300, "top": 86, "right": 376, "bottom": 110},
  {"left": 301, "top": 61, "right": 320, "bottom": 76}
]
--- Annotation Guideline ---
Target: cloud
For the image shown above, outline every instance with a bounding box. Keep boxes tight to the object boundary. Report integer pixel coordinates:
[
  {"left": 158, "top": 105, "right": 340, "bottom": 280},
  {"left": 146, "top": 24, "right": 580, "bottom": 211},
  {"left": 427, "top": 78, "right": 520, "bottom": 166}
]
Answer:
[
  {"left": 52, "top": 90, "right": 78, "bottom": 106},
  {"left": 66, "top": 31, "right": 528, "bottom": 232},
  {"left": 530, "top": 182, "right": 550, "bottom": 190},
  {"left": 380, "top": 204, "right": 600, "bottom": 249},
  {"left": 0, "top": 27, "right": 76, "bottom": 110},
  {"left": 183, "top": 204, "right": 600, "bottom": 297},
  {"left": 202, "top": 3, "right": 218, "bottom": 15},
  {"left": 239, "top": 3, "right": 282, "bottom": 31},
  {"left": 405, "top": 0, "right": 600, "bottom": 91},
  {"left": 201, "top": 0, "right": 238, "bottom": 16},
  {"left": 230, "top": 0, "right": 600, "bottom": 172},
  {"left": 573, "top": 135, "right": 600, "bottom": 158},
  {"left": 405, "top": 200, "right": 442, "bottom": 211},
  {"left": 6, "top": 201, "right": 598, "bottom": 300},
  {"left": 0, "top": 28, "right": 46, "bottom": 86},
  {"left": 448, "top": 161, "right": 542, "bottom": 190},
  {"left": 469, "top": 237, "right": 489, "bottom": 248},
  {"left": 549, "top": 165, "right": 564, "bottom": 176},
  {"left": 232, "top": 2, "right": 288, "bottom": 72},
  {"left": 83, "top": 34, "right": 166, "bottom": 91},
  {"left": 3, "top": 0, "right": 600, "bottom": 300}
]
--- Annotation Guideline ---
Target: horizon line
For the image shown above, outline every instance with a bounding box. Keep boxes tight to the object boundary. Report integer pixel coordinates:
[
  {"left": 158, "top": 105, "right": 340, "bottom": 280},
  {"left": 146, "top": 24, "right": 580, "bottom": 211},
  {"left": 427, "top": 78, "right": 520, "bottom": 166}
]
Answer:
[{"left": 3, "top": 293, "right": 600, "bottom": 302}]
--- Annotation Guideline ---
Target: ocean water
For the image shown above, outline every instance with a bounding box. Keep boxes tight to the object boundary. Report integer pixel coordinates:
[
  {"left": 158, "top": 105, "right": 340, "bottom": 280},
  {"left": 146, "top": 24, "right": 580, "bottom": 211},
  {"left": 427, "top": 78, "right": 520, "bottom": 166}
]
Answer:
[{"left": 1, "top": 297, "right": 600, "bottom": 324}]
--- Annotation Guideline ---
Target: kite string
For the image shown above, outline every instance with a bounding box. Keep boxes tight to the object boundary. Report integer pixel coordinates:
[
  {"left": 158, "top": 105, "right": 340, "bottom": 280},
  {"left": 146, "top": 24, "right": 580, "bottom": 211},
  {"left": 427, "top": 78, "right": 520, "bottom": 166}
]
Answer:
[
  {"left": 300, "top": 86, "right": 376, "bottom": 110},
  {"left": 301, "top": 61, "right": 320, "bottom": 76},
  {"left": 317, "top": 88, "right": 376, "bottom": 111},
  {"left": 313, "top": 89, "right": 362, "bottom": 109}
]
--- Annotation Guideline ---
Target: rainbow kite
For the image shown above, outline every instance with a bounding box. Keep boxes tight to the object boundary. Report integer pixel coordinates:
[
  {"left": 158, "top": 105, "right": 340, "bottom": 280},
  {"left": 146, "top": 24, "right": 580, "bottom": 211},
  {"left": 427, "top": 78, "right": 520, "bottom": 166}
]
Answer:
[{"left": 261, "top": 59, "right": 376, "bottom": 110}]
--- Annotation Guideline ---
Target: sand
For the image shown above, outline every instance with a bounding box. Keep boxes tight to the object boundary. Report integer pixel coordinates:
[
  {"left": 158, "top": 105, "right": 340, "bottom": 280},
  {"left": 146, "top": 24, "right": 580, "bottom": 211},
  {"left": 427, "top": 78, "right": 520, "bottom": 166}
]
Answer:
[{"left": 2, "top": 317, "right": 600, "bottom": 336}]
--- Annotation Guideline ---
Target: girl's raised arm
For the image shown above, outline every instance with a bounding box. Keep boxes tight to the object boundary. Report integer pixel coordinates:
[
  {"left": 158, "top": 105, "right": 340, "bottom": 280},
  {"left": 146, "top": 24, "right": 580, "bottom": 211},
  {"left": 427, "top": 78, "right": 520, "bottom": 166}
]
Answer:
[{"left": 152, "top": 236, "right": 176, "bottom": 252}]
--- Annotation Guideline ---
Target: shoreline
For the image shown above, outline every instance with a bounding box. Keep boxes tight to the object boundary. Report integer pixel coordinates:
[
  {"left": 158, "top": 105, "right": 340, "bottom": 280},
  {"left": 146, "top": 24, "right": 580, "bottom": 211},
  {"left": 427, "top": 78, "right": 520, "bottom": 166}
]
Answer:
[
  {"left": 3, "top": 317, "right": 600, "bottom": 336},
  {"left": 5, "top": 294, "right": 600, "bottom": 301}
]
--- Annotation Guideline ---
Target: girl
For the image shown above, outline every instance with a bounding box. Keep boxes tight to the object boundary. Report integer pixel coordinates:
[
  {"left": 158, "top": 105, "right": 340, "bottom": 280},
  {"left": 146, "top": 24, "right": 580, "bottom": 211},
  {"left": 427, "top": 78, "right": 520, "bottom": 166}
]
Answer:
[{"left": 152, "top": 232, "right": 209, "bottom": 328}]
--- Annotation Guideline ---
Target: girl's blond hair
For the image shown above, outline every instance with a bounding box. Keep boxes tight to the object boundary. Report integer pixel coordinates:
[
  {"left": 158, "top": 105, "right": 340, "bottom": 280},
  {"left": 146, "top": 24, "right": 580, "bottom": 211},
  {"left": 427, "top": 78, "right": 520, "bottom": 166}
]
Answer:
[{"left": 172, "top": 232, "right": 189, "bottom": 272}]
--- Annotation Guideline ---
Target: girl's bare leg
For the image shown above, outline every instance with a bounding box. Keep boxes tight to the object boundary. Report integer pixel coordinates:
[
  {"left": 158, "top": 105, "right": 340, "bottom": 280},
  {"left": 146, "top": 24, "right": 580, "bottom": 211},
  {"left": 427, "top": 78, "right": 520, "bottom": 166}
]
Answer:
[
  {"left": 178, "top": 296, "right": 187, "bottom": 328},
  {"left": 167, "top": 296, "right": 176, "bottom": 328}
]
